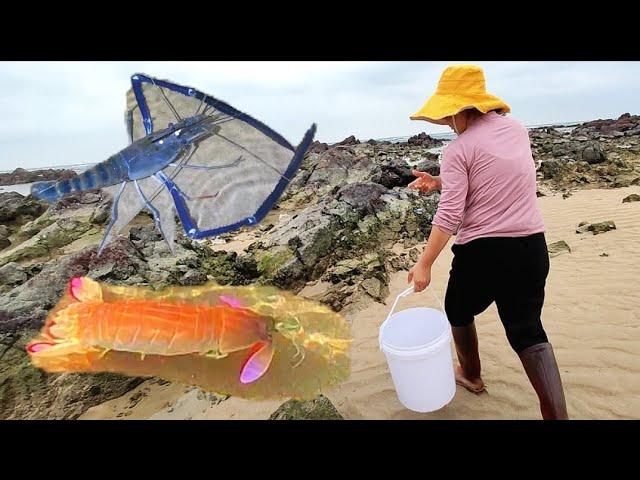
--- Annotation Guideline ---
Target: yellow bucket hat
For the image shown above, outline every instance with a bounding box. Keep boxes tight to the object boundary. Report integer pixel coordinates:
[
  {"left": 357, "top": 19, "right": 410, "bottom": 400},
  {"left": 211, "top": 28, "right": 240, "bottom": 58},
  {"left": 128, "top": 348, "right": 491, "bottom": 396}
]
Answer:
[{"left": 410, "top": 64, "right": 510, "bottom": 125}]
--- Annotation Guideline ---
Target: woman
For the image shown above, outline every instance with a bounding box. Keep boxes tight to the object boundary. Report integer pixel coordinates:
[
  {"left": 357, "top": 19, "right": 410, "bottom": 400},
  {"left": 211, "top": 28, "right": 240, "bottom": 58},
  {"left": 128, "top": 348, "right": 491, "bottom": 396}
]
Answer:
[{"left": 407, "top": 65, "right": 568, "bottom": 420}]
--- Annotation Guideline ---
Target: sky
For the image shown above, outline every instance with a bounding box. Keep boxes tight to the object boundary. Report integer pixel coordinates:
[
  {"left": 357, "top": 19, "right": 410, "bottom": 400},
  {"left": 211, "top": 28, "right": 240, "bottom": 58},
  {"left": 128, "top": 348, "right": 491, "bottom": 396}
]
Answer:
[{"left": 1, "top": 61, "right": 639, "bottom": 170}]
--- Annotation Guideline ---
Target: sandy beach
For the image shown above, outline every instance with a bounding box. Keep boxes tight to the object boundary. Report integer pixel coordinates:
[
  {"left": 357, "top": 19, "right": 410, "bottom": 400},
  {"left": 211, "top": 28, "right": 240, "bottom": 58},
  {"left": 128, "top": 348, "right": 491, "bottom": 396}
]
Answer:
[{"left": 80, "top": 185, "right": 640, "bottom": 420}]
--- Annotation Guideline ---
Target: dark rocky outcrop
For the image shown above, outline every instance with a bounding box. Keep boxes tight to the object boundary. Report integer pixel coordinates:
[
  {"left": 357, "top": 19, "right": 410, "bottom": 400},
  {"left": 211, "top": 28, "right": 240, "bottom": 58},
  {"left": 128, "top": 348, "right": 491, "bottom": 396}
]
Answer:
[
  {"left": 336, "top": 135, "right": 360, "bottom": 146},
  {"left": 576, "top": 220, "right": 617, "bottom": 235},
  {"left": 0, "top": 167, "right": 76, "bottom": 186},
  {"left": 0, "top": 192, "right": 47, "bottom": 225},
  {"left": 407, "top": 132, "right": 444, "bottom": 148},
  {"left": 548, "top": 240, "right": 571, "bottom": 258},
  {"left": 269, "top": 394, "right": 344, "bottom": 420},
  {"left": 622, "top": 193, "right": 640, "bottom": 203}
]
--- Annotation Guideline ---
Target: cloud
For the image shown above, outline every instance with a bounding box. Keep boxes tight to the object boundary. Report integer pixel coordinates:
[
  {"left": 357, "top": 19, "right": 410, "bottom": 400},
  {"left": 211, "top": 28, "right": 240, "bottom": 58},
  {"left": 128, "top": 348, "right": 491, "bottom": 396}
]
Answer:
[{"left": 1, "top": 61, "right": 639, "bottom": 169}]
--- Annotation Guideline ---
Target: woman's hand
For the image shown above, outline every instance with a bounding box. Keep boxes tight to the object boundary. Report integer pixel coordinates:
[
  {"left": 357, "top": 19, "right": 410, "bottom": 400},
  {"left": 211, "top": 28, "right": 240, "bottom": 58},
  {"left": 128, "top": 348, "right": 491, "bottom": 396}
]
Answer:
[
  {"left": 408, "top": 170, "right": 441, "bottom": 194},
  {"left": 407, "top": 261, "right": 431, "bottom": 293}
]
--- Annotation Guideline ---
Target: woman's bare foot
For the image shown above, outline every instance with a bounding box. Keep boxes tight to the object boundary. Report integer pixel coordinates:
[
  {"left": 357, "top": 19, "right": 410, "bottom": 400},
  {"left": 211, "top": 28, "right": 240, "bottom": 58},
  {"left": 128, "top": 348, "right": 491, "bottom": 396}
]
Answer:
[{"left": 455, "top": 365, "right": 486, "bottom": 394}]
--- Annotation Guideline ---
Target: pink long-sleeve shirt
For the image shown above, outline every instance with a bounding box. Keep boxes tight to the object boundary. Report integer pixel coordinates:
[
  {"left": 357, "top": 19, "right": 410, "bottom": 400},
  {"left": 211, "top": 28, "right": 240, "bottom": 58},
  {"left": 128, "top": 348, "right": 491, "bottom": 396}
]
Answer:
[{"left": 432, "top": 111, "right": 545, "bottom": 245}]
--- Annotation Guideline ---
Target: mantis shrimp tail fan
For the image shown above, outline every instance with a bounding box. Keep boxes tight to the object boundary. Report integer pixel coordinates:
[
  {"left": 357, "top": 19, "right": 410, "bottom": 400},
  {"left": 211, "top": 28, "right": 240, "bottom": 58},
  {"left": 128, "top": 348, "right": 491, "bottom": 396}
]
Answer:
[{"left": 27, "top": 277, "right": 351, "bottom": 400}]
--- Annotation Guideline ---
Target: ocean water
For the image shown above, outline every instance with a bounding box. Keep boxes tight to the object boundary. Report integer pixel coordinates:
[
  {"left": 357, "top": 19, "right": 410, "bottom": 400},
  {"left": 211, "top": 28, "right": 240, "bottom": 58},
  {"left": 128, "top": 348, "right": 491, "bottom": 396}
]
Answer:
[
  {"left": 376, "top": 131, "right": 456, "bottom": 144},
  {"left": 0, "top": 183, "right": 33, "bottom": 196}
]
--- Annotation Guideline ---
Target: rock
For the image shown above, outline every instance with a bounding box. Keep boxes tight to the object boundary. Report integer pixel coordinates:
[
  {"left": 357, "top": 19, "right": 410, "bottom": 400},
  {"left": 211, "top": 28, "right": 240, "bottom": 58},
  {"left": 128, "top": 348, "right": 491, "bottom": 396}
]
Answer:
[
  {"left": 299, "top": 148, "right": 373, "bottom": 196},
  {"left": 372, "top": 164, "right": 415, "bottom": 189},
  {"left": 0, "top": 237, "right": 150, "bottom": 419},
  {"left": 407, "top": 132, "right": 443, "bottom": 148},
  {"left": 52, "top": 190, "right": 102, "bottom": 210},
  {"left": 576, "top": 220, "right": 616, "bottom": 235},
  {"left": 337, "top": 182, "right": 389, "bottom": 213},
  {"left": 367, "top": 139, "right": 378, "bottom": 145},
  {"left": 0, "top": 167, "right": 76, "bottom": 186},
  {"left": 547, "top": 241, "right": 571, "bottom": 258},
  {"left": 539, "top": 160, "right": 569, "bottom": 180},
  {"left": 336, "top": 135, "right": 360, "bottom": 146},
  {"left": 575, "top": 221, "right": 589, "bottom": 233},
  {"left": 0, "top": 237, "right": 146, "bottom": 335},
  {"left": 269, "top": 394, "right": 344, "bottom": 420},
  {"left": 90, "top": 197, "right": 111, "bottom": 224},
  {"left": 0, "top": 192, "right": 47, "bottom": 225},
  {"left": 600, "top": 252, "right": 609, "bottom": 257},
  {"left": 0, "top": 336, "right": 145, "bottom": 419},
  {"left": 306, "top": 141, "right": 329, "bottom": 155},
  {"left": 622, "top": 194, "right": 640, "bottom": 203},
  {"left": 0, "top": 225, "right": 10, "bottom": 250},
  {"left": 360, "top": 277, "right": 387, "bottom": 301},
  {"left": 551, "top": 140, "right": 579, "bottom": 158},
  {"left": 179, "top": 269, "right": 208, "bottom": 286},
  {"left": 414, "top": 159, "right": 441, "bottom": 176},
  {"left": 0, "top": 262, "right": 28, "bottom": 286},
  {"left": 581, "top": 143, "right": 607, "bottom": 164},
  {"left": 0, "top": 217, "right": 94, "bottom": 267},
  {"left": 575, "top": 114, "right": 640, "bottom": 135},
  {"left": 129, "top": 225, "right": 163, "bottom": 246},
  {"left": 328, "top": 253, "right": 384, "bottom": 282}
]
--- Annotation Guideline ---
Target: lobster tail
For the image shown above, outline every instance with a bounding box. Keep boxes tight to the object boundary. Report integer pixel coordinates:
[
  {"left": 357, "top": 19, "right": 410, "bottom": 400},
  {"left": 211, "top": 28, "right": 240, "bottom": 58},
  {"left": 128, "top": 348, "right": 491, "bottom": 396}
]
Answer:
[
  {"left": 31, "top": 161, "right": 119, "bottom": 203},
  {"left": 30, "top": 181, "right": 60, "bottom": 202},
  {"left": 31, "top": 176, "right": 83, "bottom": 202}
]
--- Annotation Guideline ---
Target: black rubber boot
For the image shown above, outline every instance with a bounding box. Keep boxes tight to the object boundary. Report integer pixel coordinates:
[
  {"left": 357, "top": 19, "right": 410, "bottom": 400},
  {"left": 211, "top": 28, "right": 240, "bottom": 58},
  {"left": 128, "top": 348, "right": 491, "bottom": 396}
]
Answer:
[
  {"left": 518, "top": 342, "right": 569, "bottom": 420},
  {"left": 451, "top": 323, "right": 485, "bottom": 393}
]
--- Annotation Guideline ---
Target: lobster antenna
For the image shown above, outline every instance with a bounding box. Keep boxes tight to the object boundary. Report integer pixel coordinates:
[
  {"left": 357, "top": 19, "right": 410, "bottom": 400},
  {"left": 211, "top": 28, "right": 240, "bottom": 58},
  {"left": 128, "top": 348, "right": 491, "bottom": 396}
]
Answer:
[
  {"left": 151, "top": 79, "right": 182, "bottom": 123},
  {"left": 216, "top": 133, "right": 290, "bottom": 182}
]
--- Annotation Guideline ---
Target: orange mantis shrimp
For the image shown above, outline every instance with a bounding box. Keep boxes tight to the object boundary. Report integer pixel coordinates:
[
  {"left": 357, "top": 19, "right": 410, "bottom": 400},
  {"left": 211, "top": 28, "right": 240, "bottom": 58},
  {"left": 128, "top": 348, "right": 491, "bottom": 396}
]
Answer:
[{"left": 27, "top": 277, "right": 350, "bottom": 400}]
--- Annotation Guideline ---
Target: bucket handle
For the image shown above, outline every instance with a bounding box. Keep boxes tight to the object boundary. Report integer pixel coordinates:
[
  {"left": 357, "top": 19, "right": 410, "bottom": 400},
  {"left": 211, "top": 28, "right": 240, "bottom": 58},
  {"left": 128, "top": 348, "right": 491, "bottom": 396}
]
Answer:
[
  {"left": 385, "top": 286, "right": 445, "bottom": 324},
  {"left": 379, "top": 286, "right": 446, "bottom": 351}
]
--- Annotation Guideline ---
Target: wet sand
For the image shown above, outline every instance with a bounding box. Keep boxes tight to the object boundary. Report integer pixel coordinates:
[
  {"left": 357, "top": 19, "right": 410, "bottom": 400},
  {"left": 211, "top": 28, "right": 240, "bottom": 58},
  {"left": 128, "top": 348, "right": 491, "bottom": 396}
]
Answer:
[{"left": 81, "top": 186, "right": 640, "bottom": 420}]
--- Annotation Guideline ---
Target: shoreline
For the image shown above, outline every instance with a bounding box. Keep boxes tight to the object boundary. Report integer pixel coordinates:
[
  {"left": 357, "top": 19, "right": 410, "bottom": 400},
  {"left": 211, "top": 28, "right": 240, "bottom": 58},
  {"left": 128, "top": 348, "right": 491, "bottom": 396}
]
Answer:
[{"left": 79, "top": 186, "right": 640, "bottom": 420}]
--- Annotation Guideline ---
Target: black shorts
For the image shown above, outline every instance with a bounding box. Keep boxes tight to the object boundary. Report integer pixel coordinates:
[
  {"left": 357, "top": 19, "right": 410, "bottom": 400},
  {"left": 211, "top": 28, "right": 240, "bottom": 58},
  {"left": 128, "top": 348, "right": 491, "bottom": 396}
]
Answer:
[{"left": 444, "top": 232, "right": 550, "bottom": 353}]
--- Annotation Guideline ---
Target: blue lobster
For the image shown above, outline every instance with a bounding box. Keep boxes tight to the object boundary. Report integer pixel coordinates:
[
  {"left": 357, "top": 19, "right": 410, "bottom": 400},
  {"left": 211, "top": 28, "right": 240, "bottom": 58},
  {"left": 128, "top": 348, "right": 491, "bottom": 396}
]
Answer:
[{"left": 31, "top": 74, "right": 316, "bottom": 255}]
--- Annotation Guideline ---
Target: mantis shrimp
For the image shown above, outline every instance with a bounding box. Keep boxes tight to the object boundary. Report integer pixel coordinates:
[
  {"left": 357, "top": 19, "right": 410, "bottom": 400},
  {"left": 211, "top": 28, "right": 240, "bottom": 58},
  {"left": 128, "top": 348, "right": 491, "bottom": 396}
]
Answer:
[{"left": 27, "top": 277, "right": 351, "bottom": 400}]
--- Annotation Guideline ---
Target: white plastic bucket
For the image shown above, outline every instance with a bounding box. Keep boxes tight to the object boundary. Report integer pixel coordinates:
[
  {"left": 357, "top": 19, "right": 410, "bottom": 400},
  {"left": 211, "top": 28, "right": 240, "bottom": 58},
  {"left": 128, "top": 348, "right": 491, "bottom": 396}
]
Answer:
[{"left": 379, "top": 286, "right": 456, "bottom": 413}]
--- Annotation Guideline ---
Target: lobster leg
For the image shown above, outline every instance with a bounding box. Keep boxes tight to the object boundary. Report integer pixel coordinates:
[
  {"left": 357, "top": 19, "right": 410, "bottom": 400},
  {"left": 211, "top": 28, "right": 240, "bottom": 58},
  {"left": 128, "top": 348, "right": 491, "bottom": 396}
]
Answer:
[
  {"left": 133, "top": 180, "right": 167, "bottom": 241},
  {"left": 154, "top": 170, "right": 257, "bottom": 240},
  {"left": 133, "top": 179, "right": 181, "bottom": 253},
  {"left": 204, "top": 349, "right": 228, "bottom": 359},
  {"left": 131, "top": 75, "right": 154, "bottom": 135},
  {"left": 97, "top": 181, "right": 127, "bottom": 255},
  {"left": 152, "top": 172, "right": 217, "bottom": 202}
]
